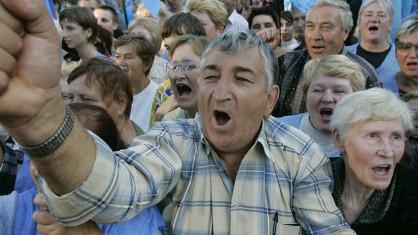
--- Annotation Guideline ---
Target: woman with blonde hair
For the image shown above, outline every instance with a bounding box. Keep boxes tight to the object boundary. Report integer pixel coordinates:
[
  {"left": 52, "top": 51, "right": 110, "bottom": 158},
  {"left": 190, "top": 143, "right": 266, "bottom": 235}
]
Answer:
[
  {"left": 279, "top": 54, "right": 366, "bottom": 157},
  {"left": 347, "top": 0, "right": 399, "bottom": 91}
]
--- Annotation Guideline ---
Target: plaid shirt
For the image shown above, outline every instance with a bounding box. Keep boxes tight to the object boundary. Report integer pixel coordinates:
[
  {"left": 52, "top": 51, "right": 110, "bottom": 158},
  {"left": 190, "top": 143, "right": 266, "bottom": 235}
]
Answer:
[{"left": 43, "top": 115, "right": 354, "bottom": 234}]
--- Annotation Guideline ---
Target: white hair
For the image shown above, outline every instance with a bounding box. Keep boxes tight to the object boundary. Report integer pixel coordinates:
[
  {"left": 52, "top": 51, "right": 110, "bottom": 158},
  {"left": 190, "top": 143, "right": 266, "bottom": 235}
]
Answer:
[
  {"left": 331, "top": 88, "right": 413, "bottom": 138},
  {"left": 307, "top": 0, "right": 353, "bottom": 32}
]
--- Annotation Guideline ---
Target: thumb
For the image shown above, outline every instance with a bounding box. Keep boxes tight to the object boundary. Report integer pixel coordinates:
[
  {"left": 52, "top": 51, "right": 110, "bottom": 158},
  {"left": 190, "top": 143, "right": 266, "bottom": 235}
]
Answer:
[{"left": 1, "top": 0, "right": 59, "bottom": 41}]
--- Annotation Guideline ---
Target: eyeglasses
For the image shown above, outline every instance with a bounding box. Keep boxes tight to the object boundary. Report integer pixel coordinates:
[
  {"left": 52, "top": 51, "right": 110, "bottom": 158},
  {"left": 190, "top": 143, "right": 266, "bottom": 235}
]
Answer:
[
  {"left": 396, "top": 41, "right": 418, "bottom": 51},
  {"left": 166, "top": 61, "right": 199, "bottom": 72}
]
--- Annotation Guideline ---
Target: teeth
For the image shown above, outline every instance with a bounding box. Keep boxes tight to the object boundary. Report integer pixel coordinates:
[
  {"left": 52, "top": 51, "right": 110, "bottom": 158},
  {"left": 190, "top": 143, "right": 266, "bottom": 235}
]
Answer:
[{"left": 320, "top": 108, "right": 333, "bottom": 116}]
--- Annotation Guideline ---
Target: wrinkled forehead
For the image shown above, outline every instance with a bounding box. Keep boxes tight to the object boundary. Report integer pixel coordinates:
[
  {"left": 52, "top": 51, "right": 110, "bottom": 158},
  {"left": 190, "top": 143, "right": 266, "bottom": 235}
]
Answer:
[
  {"left": 307, "top": 5, "right": 342, "bottom": 20},
  {"left": 201, "top": 46, "right": 258, "bottom": 67}
]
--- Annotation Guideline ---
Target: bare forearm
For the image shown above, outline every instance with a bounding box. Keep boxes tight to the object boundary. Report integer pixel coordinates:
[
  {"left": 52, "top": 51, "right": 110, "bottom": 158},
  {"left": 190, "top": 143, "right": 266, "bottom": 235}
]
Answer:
[
  {"left": 6, "top": 94, "right": 96, "bottom": 195},
  {"left": 33, "top": 119, "right": 96, "bottom": 195}
]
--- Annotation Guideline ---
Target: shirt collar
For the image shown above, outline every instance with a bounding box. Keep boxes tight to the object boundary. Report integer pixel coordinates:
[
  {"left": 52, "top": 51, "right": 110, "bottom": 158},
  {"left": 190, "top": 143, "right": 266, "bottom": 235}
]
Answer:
[{"left": 195, "top": 114, "right": 273, "bottom": 161}]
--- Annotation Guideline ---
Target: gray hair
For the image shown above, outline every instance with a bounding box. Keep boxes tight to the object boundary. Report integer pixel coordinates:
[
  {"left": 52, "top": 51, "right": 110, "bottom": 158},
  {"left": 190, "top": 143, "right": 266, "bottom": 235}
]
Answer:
[
  {"left": 200, "top": 30, "right": 277, "bottom": 90},
  {"left": 307, "top": 0, "right": 353, "bottom": 32},
  {"left": 395, "top": 18, "right": 418, "bottom": 45},
  {"left": 355, "top": 0, "right": 394, "bottom": 42},
  {"left": 330, "top": 88, "right": 413, "bottom": 138}
]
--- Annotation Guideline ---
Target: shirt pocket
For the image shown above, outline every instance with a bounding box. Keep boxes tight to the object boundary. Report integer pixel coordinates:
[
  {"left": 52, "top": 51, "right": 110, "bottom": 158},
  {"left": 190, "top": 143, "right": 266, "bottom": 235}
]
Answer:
[{"left": 272, "top": 222, "right": 303, "bottom": 235}]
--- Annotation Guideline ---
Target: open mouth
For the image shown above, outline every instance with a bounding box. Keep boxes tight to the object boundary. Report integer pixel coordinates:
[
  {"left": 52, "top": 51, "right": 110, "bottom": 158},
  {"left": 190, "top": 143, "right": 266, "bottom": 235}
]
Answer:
[
  {"left": 214, "top": 110, "right": 231, "bottom": 126},
  {"left": 320, "top": 107, "right": 333, "bottom": 117},
  {"left": 176, "top": 83, "right": 192, "bottom": 98},
  {"left": 407, "top": 62, "right": 418, "bottom": 66},
  {"left": 368, "top": 26, "right": 379, "bottom": 32},
  {"left": 372, "top": 164, "right": 391, "bottom": 176}
]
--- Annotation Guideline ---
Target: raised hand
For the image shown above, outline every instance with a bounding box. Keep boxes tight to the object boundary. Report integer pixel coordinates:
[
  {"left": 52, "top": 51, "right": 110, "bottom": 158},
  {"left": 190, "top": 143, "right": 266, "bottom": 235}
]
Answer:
[
  {"left": 256, "top": 27, "right": 281, "bottom": 50},
  {"left": 0, "top": 0, "right": 63, "bottom": 145}
]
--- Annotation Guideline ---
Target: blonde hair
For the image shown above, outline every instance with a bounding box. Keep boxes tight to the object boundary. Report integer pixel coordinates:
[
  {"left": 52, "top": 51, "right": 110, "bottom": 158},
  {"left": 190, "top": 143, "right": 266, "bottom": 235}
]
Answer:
[
  {"left": 395, "top": 19, "right": 418, "bottom": 45},
  {"left": 128, "top": 17, "right": 162, "bottom": 51},
  {"left": 134, "top": 2, "right": 172, "bottom": 32},
  {"left": 355, "top": 0, "right": 393, "bottom": 42},
  {"left": 185, "top": 0, "right": 228, "bottom": 28},
  {"left": 331, "top": 88, "right": 413, "bottom": 138},
  {"left": 302, "top": 55, "right": 366, "bottom": 95}
]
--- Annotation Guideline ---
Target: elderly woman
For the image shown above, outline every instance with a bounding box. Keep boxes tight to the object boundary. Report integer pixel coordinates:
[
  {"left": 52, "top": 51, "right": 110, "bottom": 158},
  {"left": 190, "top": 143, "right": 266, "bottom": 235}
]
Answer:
[
  {"left": 279, "top": 55, "right": 365, "bottom": 157},
  {"left": 394, "top": 19, "right": 418, "bottom": 97},
  {"left": 347, "top": 0, "right": 399, "bottom": 91},
  {"left": 330, "top": 88, "right": 418, "bottom": 234}
]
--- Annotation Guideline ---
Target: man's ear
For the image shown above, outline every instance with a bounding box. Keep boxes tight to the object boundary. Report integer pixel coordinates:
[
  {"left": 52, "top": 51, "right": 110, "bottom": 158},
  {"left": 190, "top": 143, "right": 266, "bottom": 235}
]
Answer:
[
  {"left": 342, "top": 29, "right": 349, "bottom": 42},
  {"left": 264, "top": 84, "right": 280, "bottom": 117},
  {"left": 333, "top": 128, "right": 345, "bottom": 152}
]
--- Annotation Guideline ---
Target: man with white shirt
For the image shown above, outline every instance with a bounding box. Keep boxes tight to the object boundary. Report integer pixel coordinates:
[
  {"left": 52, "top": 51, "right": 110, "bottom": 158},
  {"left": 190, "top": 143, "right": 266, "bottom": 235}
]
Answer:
[{"left": 114, "top": 35, "right": 159, "bottom": 132}]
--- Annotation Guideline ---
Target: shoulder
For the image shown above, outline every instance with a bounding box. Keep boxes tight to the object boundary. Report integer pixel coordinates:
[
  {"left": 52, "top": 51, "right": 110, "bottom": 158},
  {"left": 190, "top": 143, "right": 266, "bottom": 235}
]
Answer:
[
  {"left": 149, "top": 118, "right": 198, "bottom": 138},
  {"left": 279, "top": 49, "right": 309, "bottom": 64},
  {"left": 161, "top": 108, "right": 186, "bottom": 122},
  {"left": 385, "top": 166, "right": 418, "bottom": 217},
  {"left": 264, "top": 116, "right": 323, "bottom": 158},
  {"left": 277, "top": 113, "right": 304, "bottom": 128},
  {"left": 345, "top": 51, "right": 380, "bottom": 87},
  {"left": 345, "top": 44, "right": 358, "bottom": 53}
]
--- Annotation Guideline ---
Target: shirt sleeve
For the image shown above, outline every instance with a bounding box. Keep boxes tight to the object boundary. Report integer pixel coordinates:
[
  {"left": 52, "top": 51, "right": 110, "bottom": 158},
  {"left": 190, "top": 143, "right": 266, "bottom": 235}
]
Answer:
[
  {"left": 292, "top": 140, "right": 355, "bottom": 235},
  {"left": 43, "top": 127, "right": 182, "bottom": 226}
]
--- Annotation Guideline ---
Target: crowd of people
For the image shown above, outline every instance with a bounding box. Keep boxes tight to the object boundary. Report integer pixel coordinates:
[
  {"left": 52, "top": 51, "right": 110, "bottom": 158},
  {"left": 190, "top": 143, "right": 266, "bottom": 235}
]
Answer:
[{"left": 0, "top": 0, "right": 417, "bottom": 234}]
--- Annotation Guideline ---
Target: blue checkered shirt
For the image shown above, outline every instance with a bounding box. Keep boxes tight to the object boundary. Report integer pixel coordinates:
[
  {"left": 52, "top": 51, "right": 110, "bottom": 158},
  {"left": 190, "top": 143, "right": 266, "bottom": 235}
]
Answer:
[{"left": 43, "top": 115, "right": 354, "bottom": 234}]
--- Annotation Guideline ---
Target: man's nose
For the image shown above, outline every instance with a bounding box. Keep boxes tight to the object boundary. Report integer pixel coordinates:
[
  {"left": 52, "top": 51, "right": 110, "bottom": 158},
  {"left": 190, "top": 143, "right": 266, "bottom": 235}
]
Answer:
[
  {"left": 213, "top": 77, "right": 232, "bottom": 102},
  {"left": 311, "top": 28, "right": 322, "bottom": 40}
]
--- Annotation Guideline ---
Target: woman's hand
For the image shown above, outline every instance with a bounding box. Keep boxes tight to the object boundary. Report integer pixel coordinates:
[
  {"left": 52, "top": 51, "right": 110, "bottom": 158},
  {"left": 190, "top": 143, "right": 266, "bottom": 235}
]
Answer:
[
  {"left": 33, "top": 192, "right": 103, "bottom": 235},
  {"left": 155, "top": 93, "right": 178, "bottom": 121}
]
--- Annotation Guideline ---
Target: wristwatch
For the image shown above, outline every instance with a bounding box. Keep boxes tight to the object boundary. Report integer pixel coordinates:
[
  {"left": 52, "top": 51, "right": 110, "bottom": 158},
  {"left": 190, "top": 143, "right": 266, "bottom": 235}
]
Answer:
[{"left": 20, "top": 105, "right": 75, "bottom": 158}]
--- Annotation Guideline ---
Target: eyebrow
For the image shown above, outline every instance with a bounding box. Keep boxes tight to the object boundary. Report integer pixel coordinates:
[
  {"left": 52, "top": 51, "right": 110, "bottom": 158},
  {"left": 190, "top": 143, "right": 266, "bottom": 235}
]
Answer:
[
  {"left": 201, "top": 64, "right": 256, "bottom": 75},
  {"left": 233, "top": 66, "right": 256, "bottom": 75},
  {"left": 201, "top": 64, "right": 219, "bottom": 72}
]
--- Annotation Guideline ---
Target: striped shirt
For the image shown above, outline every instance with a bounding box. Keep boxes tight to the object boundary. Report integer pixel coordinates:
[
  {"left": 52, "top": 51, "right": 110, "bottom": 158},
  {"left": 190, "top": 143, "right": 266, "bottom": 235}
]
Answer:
[{"left": 43, "top": 115, "right": 354, "bottom": 234}]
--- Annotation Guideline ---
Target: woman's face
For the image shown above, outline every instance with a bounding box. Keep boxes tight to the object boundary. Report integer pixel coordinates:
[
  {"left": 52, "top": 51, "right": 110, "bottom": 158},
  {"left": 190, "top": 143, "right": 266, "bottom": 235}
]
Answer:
[
  {"left": 191, "top": 10, "right": 223, "bottom": 40},
  {"left": 168, "top": 44, "right": 200, "bottom": 112},
  {"left": 396, "top": 33, "right": 418, "bottom": 79},
  {"left": 280, "top": 18, "right": 294, "bottom": 42},
  {"left": 306, "top": 73, "right": 354, "bottom": 133},
  {"left": 359, "top": 2, "right": 391, "bottom": 44},
  {"left": 406, "top": 98, "right": 418, "bottom": 157},
  {"left": 341, "top": 119, "right": 405, "bottom": 190},
  {"left": 61, "top": 20, "right": 91, "bottom": 49}
]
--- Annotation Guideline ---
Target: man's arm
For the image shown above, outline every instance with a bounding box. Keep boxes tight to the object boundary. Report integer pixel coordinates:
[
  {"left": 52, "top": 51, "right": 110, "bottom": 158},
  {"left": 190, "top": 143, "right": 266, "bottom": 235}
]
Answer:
[
  {"left": 0, "top": 0, "right": 94, "bottom": 195},
  {"left": 0, "top": 0, "right": 181, "bottom": 226},
  {"left": 292, "top": 142, "right": 355, "bottom": 234}
]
